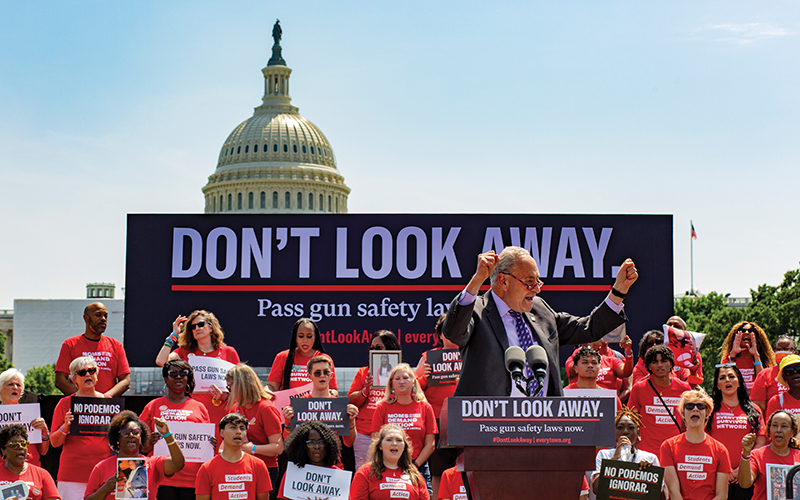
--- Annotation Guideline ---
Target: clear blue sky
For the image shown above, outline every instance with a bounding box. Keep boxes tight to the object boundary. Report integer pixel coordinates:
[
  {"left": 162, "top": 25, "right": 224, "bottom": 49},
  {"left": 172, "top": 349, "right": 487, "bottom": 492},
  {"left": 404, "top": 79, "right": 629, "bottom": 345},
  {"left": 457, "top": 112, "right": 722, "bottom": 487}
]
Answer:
[{"left": 2, "top": 1, "right": 799, "bottom": 309}]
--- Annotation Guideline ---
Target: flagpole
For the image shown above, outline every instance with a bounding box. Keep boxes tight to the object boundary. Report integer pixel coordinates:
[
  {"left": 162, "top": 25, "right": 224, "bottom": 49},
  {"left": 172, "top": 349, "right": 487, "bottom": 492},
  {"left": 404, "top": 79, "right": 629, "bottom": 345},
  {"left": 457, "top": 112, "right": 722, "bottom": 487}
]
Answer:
[{"left": 690, "top": 220, "right": 694, "bottom": 295}]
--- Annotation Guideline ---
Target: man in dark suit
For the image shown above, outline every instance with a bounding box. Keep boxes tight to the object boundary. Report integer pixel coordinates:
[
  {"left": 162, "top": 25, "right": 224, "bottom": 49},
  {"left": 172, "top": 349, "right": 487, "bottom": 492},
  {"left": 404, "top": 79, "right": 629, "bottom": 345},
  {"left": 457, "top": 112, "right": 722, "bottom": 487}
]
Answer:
[{"left": 443, "top": 246, "right": 638, "bottom": 397}]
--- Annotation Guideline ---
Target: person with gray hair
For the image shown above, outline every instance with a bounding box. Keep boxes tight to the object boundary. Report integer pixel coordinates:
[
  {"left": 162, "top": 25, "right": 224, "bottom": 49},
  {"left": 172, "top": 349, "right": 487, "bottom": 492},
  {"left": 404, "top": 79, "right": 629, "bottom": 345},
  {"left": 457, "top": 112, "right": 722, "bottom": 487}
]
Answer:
[
  {"left": 443, "top": 246, "right": 638, "bottom": 397},
  {"left": 0, "top": 368, "right": 50, "bottom": 465},
  {"left": 50, "top": 356, "right": 113, "bottom": 500}
]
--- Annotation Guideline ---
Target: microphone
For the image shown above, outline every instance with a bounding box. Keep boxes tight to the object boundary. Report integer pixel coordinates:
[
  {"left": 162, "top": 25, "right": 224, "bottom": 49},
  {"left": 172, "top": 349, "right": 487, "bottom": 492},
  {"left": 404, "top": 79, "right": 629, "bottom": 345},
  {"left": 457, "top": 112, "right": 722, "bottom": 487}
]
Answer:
[
  {"left": 504, "top": 346, "right": 529, "bottom": 396},
  {"left": 526, "top": 345, "right": 549, "bottom": 395}
]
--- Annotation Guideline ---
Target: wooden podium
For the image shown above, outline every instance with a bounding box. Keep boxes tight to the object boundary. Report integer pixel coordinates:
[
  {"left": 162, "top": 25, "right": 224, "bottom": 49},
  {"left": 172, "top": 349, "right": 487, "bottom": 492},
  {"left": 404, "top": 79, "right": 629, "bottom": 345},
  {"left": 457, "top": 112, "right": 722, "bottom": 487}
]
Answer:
[{"left": 440, "top": 397, "right": 611, "bottom": 500}]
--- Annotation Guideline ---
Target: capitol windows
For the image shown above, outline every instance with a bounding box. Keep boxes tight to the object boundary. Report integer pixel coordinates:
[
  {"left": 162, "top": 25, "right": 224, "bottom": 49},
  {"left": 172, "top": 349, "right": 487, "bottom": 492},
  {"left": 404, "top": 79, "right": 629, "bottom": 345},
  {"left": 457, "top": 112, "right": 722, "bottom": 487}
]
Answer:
[
  {"left": 237, "top": 146, "right": 241, "bottom": 154},
  {"left": 328, "top": 195, "right": 331, "bottom": 212},
  {"left": 273, "top": 144, "right": 278, "bottom": 152},
  {"left": 302, "top": 145, "right": 307, "bottom": 154},
  {"left": 293, "top": 144, "right": 297, "bottom": 153},
  {"left": 224, "top": 149, "right": 227, "bottom": 157},
  {"left": 263, "top": 144, "right": 268, "bottom": 152},
  {"left": 319, "top": 194, "right": 323, "bottom": 211},
  {"left": 283, "top": 144, "right": 288, "bottom": 153},
  {"left": 272, "top": 191, "right": 278, "bottom": 208},
  {"left": 297, "top": 192, "right": 302, "bottom": 209},
  {"left": 285, "top": 191, "right": 290, "bottom": 208},
  {"left": 336, "top": 197, "right": 339, "bottom": 212},
  {"left": 308, "top": 193, "right": 313, "bottom": 210},
  {"left": 311, "top": 147, "right": 315, "bottom": 154},
  {"left": 220, "top": 195, "right": 223, "bottom": 212},
  {"left": 237, "top": 193, "right": 242, "bottom": 210},
  {"left": 260, "top": 191, "right": 266, "bottom": 209},
  {"left": 244, "top": 145, "right": 249, "bottom": 154},
  {"left": 248, "top": 192, "right": 254, "bottom": 209},
  {"left": 227, "top": 194, "right": 232, "bottom": 211}
]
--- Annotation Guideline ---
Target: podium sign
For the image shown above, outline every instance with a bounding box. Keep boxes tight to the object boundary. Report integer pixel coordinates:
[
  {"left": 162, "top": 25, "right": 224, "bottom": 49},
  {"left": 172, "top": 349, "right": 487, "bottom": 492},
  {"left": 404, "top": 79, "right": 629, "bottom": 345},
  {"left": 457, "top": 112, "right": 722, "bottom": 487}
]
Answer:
[{"left": 442, "top": 396, "right": 615, "bottom": 447}]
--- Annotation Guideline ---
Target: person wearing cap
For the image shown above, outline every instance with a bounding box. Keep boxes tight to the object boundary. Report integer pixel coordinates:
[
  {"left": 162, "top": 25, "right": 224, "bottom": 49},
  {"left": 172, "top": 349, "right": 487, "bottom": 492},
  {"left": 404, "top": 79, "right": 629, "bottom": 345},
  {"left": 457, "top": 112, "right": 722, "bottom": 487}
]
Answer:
[
  {"left": 766, "top": 354, "right": 800, "bottom": 419},
  {"left": 751, "top": 335, "right": 797, "bottom": 414}
]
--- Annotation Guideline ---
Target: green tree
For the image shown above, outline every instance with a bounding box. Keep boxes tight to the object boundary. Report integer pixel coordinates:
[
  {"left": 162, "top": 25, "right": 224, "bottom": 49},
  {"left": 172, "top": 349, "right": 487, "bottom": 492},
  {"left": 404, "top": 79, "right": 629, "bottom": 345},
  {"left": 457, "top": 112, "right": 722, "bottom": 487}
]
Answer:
[
  {"left": 0, "top": 330, "right": 13, "bottom": 372},
  {"left": 25, "top": 364, "right": 58, "bottom": 395}
]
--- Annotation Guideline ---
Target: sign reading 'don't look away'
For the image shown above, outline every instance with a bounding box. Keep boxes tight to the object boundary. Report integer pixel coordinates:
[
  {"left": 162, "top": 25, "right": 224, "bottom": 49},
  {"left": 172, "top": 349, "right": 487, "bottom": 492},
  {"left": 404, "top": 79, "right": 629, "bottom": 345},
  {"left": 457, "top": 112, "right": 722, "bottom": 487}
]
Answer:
[
  {"left": 426, "top": 348, "right": 461, "bottom": 386},
  {"left": 71, "top": 397, "right": 125, "bottom": 436},
  {"left": 442, "top": 397, "right": 614, "bottom": 447},
  {"left": 283, "top": 462, "right": 351, "bottom": 500}
]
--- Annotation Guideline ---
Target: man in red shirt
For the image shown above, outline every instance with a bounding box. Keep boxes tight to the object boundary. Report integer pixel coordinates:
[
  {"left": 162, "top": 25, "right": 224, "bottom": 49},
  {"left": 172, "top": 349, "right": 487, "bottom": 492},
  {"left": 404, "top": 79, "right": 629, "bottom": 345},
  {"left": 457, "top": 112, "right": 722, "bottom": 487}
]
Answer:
[{"left": 54, "top": 302, "right": 130, "bottom": 397}]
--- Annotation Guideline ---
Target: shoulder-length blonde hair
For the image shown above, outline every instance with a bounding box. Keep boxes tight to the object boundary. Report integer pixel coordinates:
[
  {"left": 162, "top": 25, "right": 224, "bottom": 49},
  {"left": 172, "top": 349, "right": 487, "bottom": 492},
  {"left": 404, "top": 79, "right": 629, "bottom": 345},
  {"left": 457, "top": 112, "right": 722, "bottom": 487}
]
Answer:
[
  {"left": 678, "top": 389, "right": 714, "bottom": 428},
  {"left": 226, "top": 363, "right": 269, "bottom": 409},
  {"left": 719, "top": 321, "right": 775, "bottom": 367},
  {"left": 382, "top": 363, "right": 426, "bottom": 403},
  {"left": 367, "top": 424, "right": 423, "bottom": 486},
  {"left": 178, "top": 310, "right": 226, "bottom": 352}
]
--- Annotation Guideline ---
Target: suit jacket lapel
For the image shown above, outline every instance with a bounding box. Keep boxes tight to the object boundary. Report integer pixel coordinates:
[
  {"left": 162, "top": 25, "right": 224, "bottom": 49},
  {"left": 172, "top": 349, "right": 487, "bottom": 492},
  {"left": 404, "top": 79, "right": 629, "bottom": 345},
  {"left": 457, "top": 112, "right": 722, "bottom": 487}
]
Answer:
[{"left": 485, "top": 293, "right": 509, "bottom": 352}]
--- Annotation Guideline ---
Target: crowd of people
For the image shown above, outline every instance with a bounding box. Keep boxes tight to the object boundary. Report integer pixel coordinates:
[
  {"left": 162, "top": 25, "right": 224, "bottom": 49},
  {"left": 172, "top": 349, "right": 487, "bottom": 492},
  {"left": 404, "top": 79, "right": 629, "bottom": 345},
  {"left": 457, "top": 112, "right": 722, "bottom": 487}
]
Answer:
[{"left": 1, "top": 245, "right": 799, "bottom": 500}]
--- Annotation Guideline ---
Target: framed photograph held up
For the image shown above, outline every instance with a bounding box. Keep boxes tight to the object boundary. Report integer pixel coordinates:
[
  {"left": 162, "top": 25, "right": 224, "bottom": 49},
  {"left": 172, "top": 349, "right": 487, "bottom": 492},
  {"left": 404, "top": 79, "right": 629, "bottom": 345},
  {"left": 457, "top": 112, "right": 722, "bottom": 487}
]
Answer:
[{"left": 370, "top": 350, "right": 401, "bottom": 388}]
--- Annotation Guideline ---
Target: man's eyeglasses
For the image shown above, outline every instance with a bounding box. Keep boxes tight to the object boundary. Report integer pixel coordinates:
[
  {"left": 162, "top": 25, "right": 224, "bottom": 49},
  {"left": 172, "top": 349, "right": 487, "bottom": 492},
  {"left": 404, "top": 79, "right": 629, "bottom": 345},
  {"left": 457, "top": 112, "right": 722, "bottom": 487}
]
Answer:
[
  {"left": 684, "top": 403, "right": 707, "bottom": 411},
  {"left": 168, "top": 370, "right": 190, "bottom": 379},
  {"left": 191, "top": 321, "right": 207, "bottom": 330},
  {"left": 120, "top": 427, "right": 142, "bottom": 437},
  {"left": 501, "top": 273, "right": 544, "bottom": 291},
  {"left": 5, "top": 441, "right": 28, "bottom": 450},
  {"left": 76, "top": 367, "right": 98, "bottom": 377},
  {"left": 306, "top": 440, "right": 325, "bottom": 449},
  {"left": 312, "top": 370, "right": 332, "bottom": 378}
]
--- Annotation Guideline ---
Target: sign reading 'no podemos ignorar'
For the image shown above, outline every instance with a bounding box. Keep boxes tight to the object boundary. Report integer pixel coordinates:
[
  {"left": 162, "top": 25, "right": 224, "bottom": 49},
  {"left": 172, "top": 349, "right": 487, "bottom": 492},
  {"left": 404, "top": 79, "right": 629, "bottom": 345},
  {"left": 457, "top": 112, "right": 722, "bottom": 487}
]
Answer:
[
  {"left": 442, "top": 397, "right": 615, "bottom": 447},
  {"left": 125, "top": 214, "right": 673, "bottom": 368}
]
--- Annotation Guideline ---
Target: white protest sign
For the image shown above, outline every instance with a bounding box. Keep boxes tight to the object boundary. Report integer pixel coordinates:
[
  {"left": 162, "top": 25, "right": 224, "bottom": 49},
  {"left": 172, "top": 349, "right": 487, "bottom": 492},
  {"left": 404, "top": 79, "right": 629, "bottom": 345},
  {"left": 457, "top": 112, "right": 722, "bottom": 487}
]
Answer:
[
  {"left": 153, "top": 421, "right": 215, "bottom": 463},
  {"left": 0, "top": 403, "right": 42, "bottom": 443},
  {"left": 272, "top": 383, "right": 313, "bottom": 411},
  {"left": 283, "top": 462, "right": 351, "bottom": 500},
  {"left": 187, "top": 355, "right": 236, "bottom": 393},
  {"left": 563, "top": 388, "right": 617, "bottom": 400}
]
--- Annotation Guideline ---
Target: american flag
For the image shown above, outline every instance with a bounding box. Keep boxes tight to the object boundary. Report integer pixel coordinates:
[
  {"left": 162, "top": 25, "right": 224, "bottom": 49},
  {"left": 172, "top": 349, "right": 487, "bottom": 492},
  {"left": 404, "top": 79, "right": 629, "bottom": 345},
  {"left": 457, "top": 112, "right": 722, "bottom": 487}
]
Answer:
[{"left": 691, "top": 221, "right": 697, "bottom": 240}]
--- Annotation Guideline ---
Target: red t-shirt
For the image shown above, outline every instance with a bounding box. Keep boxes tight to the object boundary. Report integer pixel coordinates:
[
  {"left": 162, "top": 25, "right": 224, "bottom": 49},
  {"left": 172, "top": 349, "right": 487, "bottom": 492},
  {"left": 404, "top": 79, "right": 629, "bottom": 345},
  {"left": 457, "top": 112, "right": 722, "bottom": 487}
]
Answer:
[
  {"left": 235, "top": 399, "right": 283, "bottom": 468},
  {"left": 276, "top": 463, "right": 343, "bottom": 499},
  {"left": 371, "top": 401, "right": 437, "bottom": 461},
  {"left": 349, "top": 366, "right": 387, "bottom": 435},
  {"left": 55, "top": 335, "right": 131, "bottom": 394},
  {"left": 349, "top": 464, "right": 430, "bottom": 500},
  {"left": 140, "top": 396, "right": 210, "bottom": 488},
  {"left": 627, "top": 378, "right": 691, "bottom": 456},
  {"left": 174, "top": 345, "right": 240, "bottom": 450},
  {"left": 707, "top": 403, "right": 765, "bottom": 469},
  {"left": 51, "top": 394, "right": 113, "bottom": 482},
  {"left": 660, "top": 434, "right": 731, "bottom": 500},
  {"left": 722, "top": 356, "right": 758, "bottom": 391},
  {"left": 85, "top": 455, "right": 167, "bottom": 500},
  {"left": 751, "top": 366, "right": 787, "bottom": 406},
  {"left": 0, "top": 462, "right": 58, "bottom": 500},
  {"left": 195, "top": 454, "right": 272, "bottom": 500},
  {"left": 565, "top": 349, "right": 626, "bottom": 390},
  {"left": 766, "top": 392, "right": 800, "bottom": 420},
  {"left": 563, "top": 383, "right": 622, "bottom": 411},
  {"left": 632, "top": 359, "right": 649, "bottom": 386},
  {"left": 750, "top": 445, "right": 800, "bottom": 500},
  {"left": 267, "top": 350, "right": 338, "bottom": 390},
  {"left": 438, "top": 466, "right": 466, "bottom": 500}
]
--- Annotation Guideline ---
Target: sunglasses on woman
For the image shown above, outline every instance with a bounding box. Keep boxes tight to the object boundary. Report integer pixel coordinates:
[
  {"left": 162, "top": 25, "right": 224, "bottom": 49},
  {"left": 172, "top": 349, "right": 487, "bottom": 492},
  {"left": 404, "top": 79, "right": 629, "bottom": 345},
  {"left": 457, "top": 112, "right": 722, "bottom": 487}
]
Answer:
[
  {"left": 120, "top": 427, "right": 142, "bottom": 437},
  {"left": 684, "top": 403, "right": 707, "bottom": 411},
  {"left": 167, "top": 370, "right": 190, "bottom": 379},
  {"left": 5, "top": 441, "right": 28, "bottom": 450},
  {"left": 76, "top": 367, "right": 98, "bottom": 377},
  {"left": 191, "top": 321, "right": 207, "bottom": 330}
]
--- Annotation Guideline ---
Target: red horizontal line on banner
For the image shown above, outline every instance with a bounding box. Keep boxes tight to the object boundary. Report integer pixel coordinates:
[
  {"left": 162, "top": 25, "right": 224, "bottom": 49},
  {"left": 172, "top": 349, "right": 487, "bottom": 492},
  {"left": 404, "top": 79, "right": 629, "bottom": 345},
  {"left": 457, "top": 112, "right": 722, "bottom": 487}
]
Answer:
[{"left": 171, "top": 284, "right": 611, "bottom": 292}]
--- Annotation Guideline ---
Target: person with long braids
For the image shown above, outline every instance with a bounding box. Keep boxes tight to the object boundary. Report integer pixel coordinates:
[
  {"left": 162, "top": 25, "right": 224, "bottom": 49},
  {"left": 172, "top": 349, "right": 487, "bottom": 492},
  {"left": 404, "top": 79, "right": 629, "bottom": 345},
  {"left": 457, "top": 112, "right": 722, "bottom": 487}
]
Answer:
[
  {"left": 707, "top": 364, "right": 765, "bottom": 500},
  {"left": 661, "top": 389, "right": 731, "bottom": 500},
  {"left": 720, "top": 321, "right": 775, "bottom": 391},
  {"left": 349, "top": 424, "right": 429, "bottom": 500},
  {"left": 266, "top": 319, "right": 338, "bottom": 393},
  {"left": 140, "top": 360, "right": 210, "bottom": 500},
  {"left": 276, "top": 422, "right": 342, "bottom": 499},
  {"left": 739, "top": 409, "right": 800, "bottom": 500},
  {"left": 348, "top": 331, "right": 399, "bottom": 469}
]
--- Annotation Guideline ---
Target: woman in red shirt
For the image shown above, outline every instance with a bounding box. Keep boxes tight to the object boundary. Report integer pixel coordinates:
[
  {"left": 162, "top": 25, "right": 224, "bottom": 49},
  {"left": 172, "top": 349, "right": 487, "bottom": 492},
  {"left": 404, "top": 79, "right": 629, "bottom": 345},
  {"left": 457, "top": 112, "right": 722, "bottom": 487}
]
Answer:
[
  {"left": 0, "top": 424, "right": 58, "bottom": 500},
  {"left": 140, "top": 360, "right": 210, "bottom": 500},
  {"left": 350, "top": 424, "right": 429, "bottom": 500},
  {"left": 661, "top": 390, "right": 731, "bottom": 500},
  {"left": 0, "top": 368, "right": 50, "bottom": 465},
  {"left": 371, "top": 364, "right": 436, "bottom": 493},
  {"left": 739, "top": 409, "right": 800, "bottom": 500},
  {"left": 50, "top": 356, "right": 113, "bottom": 500},
  {"left": 267, "top": 318, "right": 337, "bottom": 393},
  {"left": 227, "top": 364, "right": 284, "bottom": 494},
  {"left": 277, "top": 421, "right": 342, "bottom": 499},
  {"left": 720, "top": 322, "right": 775, "bottom": 391},
  {"left": 348, "top": 331, "right": 398, "bottom": 469},
  {"left": 85, "top": 411, "right": 184, "bottom": 500},
  {"left": 706, "top": 364, "right": 765, "bottom": 500}
]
